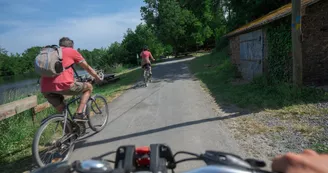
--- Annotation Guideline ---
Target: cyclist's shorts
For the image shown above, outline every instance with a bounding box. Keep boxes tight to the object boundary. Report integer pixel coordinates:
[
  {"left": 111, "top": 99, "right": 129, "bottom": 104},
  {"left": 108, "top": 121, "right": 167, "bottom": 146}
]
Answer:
[
  {"left": 142, "top": 63, "right": 151, "bottom": 70},
  {"left": 42, "top": 82, "right": 87, "bottom": 107}
]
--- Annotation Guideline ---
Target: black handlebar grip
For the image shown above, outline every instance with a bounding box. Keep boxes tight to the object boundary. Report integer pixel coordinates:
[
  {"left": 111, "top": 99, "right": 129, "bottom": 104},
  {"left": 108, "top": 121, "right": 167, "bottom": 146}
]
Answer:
[
  {"left": 114, "top": 145, "right": 136, "bottom": 172},
  {"left": 150, "top": 144, "right": 168, "bottom": 173}
]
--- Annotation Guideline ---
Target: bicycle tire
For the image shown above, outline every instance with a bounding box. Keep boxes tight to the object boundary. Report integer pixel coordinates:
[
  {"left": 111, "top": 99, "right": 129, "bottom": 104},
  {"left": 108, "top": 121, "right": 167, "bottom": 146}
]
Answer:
[
  {"left": 144, "top": 70, "right": 147, "bottom": 85},
  {"left": 32, "top": 115, "right": 74, "bottom": 167},
  {"left": 144, "top": 69, "right": 150, "bottom": 86},
  {"left": 86, "top": 95, "right": 109, "bottom": 132}
]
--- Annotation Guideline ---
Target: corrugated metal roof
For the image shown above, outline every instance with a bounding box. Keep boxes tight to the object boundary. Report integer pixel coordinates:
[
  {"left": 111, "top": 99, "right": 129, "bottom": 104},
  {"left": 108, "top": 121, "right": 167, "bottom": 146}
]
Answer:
[{"left": 225, "top": 0, "right": 321, "bottom": 37}]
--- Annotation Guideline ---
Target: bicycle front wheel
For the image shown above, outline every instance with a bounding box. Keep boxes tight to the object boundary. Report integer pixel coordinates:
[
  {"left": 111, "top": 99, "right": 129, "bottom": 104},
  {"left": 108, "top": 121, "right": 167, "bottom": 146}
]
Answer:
[
  {"left": 86, "top": 95, "right": 109, "bottom": 132},
  {"left": 32, "top": 115, "right": 75, "bottom": 167}
]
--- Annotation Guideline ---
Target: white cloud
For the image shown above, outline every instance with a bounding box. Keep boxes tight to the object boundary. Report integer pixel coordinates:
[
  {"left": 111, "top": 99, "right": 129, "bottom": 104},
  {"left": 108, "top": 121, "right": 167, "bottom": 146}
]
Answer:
[{"left": 0, "top": 11, "right": 143, "bottom": 54}]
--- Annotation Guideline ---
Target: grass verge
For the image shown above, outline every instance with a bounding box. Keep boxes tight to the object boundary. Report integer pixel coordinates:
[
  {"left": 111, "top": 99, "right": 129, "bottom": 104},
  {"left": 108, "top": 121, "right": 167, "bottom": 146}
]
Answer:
[
  {"left": 0, "top": 67, "right": 142, "bottom": 173},
  {"left": 189, "top": 49, "right": 328, "bottom": 155}
]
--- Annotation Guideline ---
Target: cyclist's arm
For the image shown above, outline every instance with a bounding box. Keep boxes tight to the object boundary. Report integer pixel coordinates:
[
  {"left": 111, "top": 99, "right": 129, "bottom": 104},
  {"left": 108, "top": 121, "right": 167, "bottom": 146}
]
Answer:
[
  {"left": 71, "top": 49, "right": 101, "bottom": 81},
  {"left": 79, "top": 61, "right": 101, "bottom": 81},
  {"left": 150, "top": 53, "right": 155, "bottom": 61}
]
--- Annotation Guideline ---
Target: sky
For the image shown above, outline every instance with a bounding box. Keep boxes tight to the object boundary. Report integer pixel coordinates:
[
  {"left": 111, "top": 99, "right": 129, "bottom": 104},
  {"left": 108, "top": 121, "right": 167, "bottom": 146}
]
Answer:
[{"left": 0, "top": 0, "right": 146, "bottom": 54}]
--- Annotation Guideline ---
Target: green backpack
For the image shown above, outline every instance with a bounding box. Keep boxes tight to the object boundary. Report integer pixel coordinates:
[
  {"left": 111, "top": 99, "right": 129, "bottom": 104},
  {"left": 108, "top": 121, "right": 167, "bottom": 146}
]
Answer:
[{"left": 34, "top": 45, "right": 66, "bottom": 77}]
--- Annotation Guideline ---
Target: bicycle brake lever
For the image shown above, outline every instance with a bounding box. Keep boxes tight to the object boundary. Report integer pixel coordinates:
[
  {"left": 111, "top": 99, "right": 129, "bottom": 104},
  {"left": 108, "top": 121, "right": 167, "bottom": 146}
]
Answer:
[
  {"left": 244, "top": 158, "right": 266, "bottom": 168},
  {"left": 201, "top": 151, "right": 252, "bottom": 169}
]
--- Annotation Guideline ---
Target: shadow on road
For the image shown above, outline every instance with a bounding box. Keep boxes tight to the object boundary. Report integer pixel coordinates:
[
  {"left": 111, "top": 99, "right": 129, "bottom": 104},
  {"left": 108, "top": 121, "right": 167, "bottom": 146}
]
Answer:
[
  {"left": 150, "top": 58, "right": 194, "bottom": 84},
  {"left": 74, "top": 112, "right": 247, "bottom": 149},
  {"left": 149, "top": 57, "right": 245, "bottom": 115},
  {"left": 0, "top": 155, "right": 38, "bottom": 173}
]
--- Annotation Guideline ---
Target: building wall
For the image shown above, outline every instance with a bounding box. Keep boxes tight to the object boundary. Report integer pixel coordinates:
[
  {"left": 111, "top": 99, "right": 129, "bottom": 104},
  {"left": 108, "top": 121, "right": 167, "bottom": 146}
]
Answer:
[
  {"left": 262, "top": 27, "right": 269, "bottom": 74},
  {"left": 229, "top": 36, "right": 240, "bottom": 65},
  {"left": 302, "top": 0, "right": 328, "bottom": 85}
]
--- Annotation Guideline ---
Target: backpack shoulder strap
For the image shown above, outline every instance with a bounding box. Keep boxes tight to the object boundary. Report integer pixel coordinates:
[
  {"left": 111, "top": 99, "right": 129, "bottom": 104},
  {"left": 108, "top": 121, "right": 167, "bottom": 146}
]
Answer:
[{"left": 57, "top": 47, "right": 63, "bottom": 60}]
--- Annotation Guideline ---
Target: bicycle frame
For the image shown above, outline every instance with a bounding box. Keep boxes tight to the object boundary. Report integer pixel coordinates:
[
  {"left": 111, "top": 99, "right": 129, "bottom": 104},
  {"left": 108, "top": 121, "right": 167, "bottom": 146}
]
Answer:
[
  {"left": 61, "top": 95, "right": 83, "bottom": 136},
  {"left": 61, "top": 65, "right": 88, "bottom": 136}
]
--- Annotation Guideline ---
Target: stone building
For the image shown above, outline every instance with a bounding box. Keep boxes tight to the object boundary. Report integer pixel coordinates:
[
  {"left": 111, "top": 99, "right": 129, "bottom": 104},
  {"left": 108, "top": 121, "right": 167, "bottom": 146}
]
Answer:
[{"left": 225, "top": 0, "right": 328, "bottom": 86}]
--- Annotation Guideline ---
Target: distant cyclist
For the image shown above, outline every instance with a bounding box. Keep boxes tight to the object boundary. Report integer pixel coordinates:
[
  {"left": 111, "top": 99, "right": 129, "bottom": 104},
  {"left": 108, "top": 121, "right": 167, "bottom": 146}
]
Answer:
[{"left": 140, "top": 46, "right": 155, "bottom": 77}]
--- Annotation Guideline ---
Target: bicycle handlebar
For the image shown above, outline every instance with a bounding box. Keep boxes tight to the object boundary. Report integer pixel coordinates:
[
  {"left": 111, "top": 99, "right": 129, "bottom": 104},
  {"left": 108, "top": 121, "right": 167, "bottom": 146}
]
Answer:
[
  {"left": 32, "top": 144, "right": 275, "bottom": 173},
  {"left": 76, "top": 70, "right": 105, "bottom": 83},
  {"left": 71, "top": 64, "right": 104, "bottom": 83}
]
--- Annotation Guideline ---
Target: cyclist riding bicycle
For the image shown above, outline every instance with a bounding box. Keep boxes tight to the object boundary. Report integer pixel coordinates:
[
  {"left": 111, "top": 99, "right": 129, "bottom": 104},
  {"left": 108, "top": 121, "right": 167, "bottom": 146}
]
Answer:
[
  {"left": 140, "top": 46, "right": 155, "bottom": 77},
  {"left": 40, "top": 37, "right": 102, "bottom": 121}
]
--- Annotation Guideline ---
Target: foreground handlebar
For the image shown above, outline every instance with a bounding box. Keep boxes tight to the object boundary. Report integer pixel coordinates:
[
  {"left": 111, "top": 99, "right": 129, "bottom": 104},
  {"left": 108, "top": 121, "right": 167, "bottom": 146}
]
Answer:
[
  {"left": 32, "top": 144, "right": 274, "bottom": 173},
  {"left": 32, "top": 162, "right": 272, "bottom": 173},
  {"left": 184, "top": 165, "right": 272, "bottom": 173}
]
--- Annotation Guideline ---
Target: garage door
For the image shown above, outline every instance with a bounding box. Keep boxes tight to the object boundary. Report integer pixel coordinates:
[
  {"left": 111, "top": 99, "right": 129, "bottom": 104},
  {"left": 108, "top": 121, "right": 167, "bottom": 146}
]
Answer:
[{"left": 239, "top": 29, "right": 264, "bottom": 80}]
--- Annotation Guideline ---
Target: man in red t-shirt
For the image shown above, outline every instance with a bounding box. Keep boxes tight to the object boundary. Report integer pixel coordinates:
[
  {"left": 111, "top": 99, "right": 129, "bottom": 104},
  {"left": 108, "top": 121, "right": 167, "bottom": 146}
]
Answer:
[
  {"left": 140, "top": 46, "right": 155, "bottom": 75},
  {"left": 40, "top": 37, "right": 102, "bottom": 121}
]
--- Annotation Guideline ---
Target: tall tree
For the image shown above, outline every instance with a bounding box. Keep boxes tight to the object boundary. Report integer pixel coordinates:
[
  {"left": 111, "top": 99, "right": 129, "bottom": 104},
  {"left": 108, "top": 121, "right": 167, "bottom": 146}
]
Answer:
[
  {"left": 141, "top": 0, "right": 200, "bottom": 55},
  {"left": 20, "top": 46, "right": 42, "bottom": 73},
  {"left": 121, "top": 24, "right": 164, "bottom": 63},
  {"left": 222, "top": 0, "right": 291, "bottom": 31}
]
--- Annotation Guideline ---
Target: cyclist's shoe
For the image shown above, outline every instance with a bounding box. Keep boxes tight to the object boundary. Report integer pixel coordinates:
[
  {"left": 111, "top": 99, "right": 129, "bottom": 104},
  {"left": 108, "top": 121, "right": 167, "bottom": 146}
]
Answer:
[
  {"left": 73, "top": 113, "right": 88, "bottom": 122},
  {"left": 51, "top": 152, "right": 63, "bottom": 163}
]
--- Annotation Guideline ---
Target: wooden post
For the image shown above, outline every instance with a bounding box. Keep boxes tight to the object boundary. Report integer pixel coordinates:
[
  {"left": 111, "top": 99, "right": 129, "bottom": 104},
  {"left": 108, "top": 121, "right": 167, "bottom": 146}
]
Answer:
[
  {"left": 292, "top": 0, "right": 303, "bottom": 86},
  {"left": 31, "top": 108, "right": 36, "bottom": 124},
  {"left": 28, "top": 94, "right": 36, "bottom": 124}
]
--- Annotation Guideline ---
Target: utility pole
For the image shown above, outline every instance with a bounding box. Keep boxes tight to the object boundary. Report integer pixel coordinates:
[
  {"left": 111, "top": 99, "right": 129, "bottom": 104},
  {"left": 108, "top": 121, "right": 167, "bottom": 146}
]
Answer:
[{"left": 292, "top": 0, "right": 303, "bottom": 86}]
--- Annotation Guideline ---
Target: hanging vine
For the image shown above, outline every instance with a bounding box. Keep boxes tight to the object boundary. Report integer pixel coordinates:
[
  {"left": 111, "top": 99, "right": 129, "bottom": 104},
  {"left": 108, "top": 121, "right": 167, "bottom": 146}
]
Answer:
[{"left": 267, "top": 18, "right": 292, "bottom": 83}]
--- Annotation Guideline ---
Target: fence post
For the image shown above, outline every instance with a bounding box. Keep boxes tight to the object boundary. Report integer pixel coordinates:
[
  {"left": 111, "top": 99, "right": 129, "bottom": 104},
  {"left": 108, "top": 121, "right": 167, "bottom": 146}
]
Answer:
[{"left": 31, "top": 108, "right": 36, "bottom": 124}]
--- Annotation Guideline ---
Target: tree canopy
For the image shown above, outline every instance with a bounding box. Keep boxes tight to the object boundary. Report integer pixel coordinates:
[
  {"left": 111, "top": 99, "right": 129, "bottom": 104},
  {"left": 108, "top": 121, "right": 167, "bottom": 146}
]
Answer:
[{"left": 0, "top": 0, "right": 292, "bottom": 77}]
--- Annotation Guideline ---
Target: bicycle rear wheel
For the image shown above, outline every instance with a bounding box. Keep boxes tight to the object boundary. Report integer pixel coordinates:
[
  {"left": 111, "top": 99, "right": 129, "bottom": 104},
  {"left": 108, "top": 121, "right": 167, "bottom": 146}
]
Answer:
[
  {"left": 86, "top": 95, "right": 109, "bottom": 132},
  {"left": 32, "top": 115, "right": 75, "bottom": 167},
  {"left": 144, "top": 69, "right": 150, "bottom": 87}
]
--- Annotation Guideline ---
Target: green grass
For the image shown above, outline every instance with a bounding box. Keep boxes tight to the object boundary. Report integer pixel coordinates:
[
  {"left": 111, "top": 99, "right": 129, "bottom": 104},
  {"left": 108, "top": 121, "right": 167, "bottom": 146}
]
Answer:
[
  {"left": 103, "top": 63, "right": 135, "bottom": 74},
  {"left": 311, "top": 143, "right": 328, "bottom": 154},
  {"left": 0, "top": 67, "right": 142, "bottom": 173},
  {"left": 0, "top": 107, "right": 57, "bottom": 173},
  {"left": 189, "top": 49, "right": 328, "bottom": 110}
]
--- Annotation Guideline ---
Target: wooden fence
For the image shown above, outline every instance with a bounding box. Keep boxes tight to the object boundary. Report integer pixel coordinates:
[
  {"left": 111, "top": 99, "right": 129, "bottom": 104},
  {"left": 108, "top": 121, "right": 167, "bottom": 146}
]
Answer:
[
  {"left": 0, "top": 95, "right": 72, "bottom": 122},
  {"left": 0, "top": 72, "right": 122, "bottom": 122},
  {"left": 0, "top": 71, "right": 126, "bottom": 123}
]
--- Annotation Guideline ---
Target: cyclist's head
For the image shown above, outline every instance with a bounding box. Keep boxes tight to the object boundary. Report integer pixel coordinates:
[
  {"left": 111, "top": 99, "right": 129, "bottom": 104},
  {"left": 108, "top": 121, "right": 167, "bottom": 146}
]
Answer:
[
  {"left": 59, "top": 37, "right": 74, "bottom": 48},
  {"left": 143, "top": 45, "right": 148, "bottom": 51}
]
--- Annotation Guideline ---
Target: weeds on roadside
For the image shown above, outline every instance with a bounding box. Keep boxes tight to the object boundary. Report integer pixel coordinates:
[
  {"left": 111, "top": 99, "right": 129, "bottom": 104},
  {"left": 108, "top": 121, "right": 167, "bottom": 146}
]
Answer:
[
  {"left": 311, "top": 143, "right": 328, "bottom": 154},
  {"left": 189, "top": 50, "right": 328, "bottom": 110}
]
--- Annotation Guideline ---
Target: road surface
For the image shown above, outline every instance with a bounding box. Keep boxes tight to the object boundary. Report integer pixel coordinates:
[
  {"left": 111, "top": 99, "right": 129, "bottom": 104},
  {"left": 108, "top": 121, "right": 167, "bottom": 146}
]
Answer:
[{"left": 70, "top": 57, "right": 245, "bottom": 172}]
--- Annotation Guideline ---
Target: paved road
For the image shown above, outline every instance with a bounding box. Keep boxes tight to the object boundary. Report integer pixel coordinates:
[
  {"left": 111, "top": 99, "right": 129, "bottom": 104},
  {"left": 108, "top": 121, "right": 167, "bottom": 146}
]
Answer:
[{"left": 69, "top": 57, "right": 244, "bottom": 172}]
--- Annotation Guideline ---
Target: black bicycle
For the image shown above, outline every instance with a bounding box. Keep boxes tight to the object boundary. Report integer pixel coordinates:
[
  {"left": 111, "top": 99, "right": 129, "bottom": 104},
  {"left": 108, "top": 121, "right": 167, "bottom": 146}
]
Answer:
[
  {"left": 32, "top": 143, "right": 274, "bottom": 173},
  {"left": 32, "top": 67, "right": 109, "bottom": 167}
]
